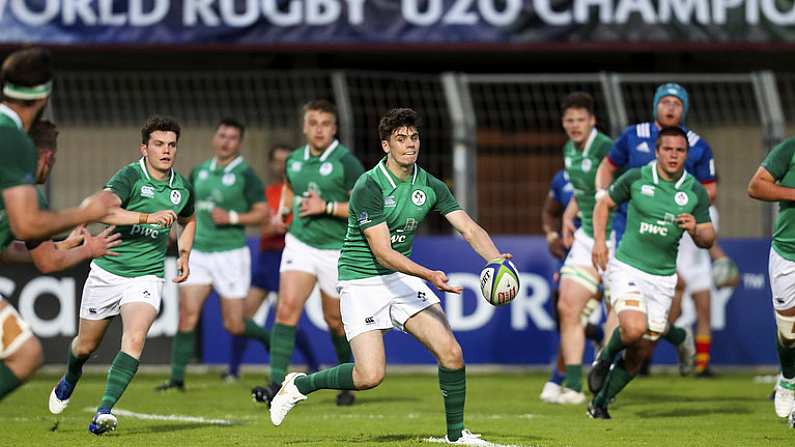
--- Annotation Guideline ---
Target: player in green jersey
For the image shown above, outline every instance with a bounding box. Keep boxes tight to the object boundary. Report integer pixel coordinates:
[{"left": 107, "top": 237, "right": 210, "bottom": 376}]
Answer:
[
  {"left": 47, "top": 117, "right": 196, "bottom": 435},
  {"left": 157, "top": 118, "right": 270, "bottom": 391},
  {"left": 748, "top": 136, "right": 795, "bottom": 424},
  {"left": 269, "top": 108, "right": 511, "bottom": 446},
  {"left": 263, "top": 100, "right": 365, "bottom": 406},
  {"left": 587, "top": 127, "right": 714, "bottom": 419},
  {"left": 0, "top": 47, "right": 115, "bottom": 402},
  {"left": 555, "top": 92, "right": 613, "bottom": 404}
]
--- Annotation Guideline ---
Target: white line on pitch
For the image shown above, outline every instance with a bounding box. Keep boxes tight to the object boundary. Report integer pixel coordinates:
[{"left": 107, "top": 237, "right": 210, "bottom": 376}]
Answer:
[{"left": 82, "top": 407, "right": 240, "bottom": 425}]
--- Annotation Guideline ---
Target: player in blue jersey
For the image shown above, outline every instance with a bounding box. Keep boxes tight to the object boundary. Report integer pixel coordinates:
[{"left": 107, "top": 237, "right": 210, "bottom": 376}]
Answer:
[
  {"left": 539, "top": 169, "right": 603, "bottom": 403},
  {"left": 594, "top": 83, "right": 736, "bottom": 377}
]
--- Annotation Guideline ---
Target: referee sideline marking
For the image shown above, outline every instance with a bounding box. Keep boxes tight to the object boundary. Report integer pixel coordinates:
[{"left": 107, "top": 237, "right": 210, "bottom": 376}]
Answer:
[{"left": 82, "top": 407, "right": 240, "bottom": 425}]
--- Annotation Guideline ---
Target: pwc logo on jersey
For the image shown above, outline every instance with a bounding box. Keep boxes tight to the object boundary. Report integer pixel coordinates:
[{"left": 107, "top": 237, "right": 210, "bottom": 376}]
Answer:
[
  {"left": 319, "top": 162, "right": 333, "bottom": 176},
  {"left": 140, "top": 185, "right": 155, "bottom": 198},
  {"left": 170, "top": 190, "right": 182, "bottom": 205},
  {"left": 411, "top": 190, "right": 426, "bottom": 206},
  {"left": 639, "top": 222, "right": 668, "bottom": 236},
  {"left": 674, "top": 192, "right": 689, "bottom": 206}
]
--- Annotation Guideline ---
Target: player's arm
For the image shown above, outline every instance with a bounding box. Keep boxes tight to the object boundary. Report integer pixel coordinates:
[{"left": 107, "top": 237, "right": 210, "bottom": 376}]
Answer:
[
  {"left": 680, "top": 183, "right": 716, "bottom": 249},
  {"left": 300, "top": 153, "right": 365, "bottom": 219},
  {"left": 2, "top": 186, "right": 115, "bottom": 241},
  {"left": 101, "top": 203, "right": 178, "bottom": 227},
  {"left": 173, "top": 214, "right": 196, "bottom": 284},
  {"left": 212, "top": 168, "right": 270, "bottom": 226},
  {"left": 561, "top": 197, "right": 578, "bottom": 248},
  {"left": 363, "top": 223, "right": 462, "bottom": 294},
  {"left": 593, "top": 169, "right": 636, "bottom": 271},
  {"left": 595, "top": 129, "right": 630, "bottom": 191},
  {"left": 444, "top": 210, "right": 511, "bottom": 263},
  {"left": 748, "top": 168, "right": 795, "bottom": 202},
  {"left": 541, "top": 192, "right": 566, "bottom": 260},
  {"left": 27, "top": 226, "right": 121, "bottom": 273}
]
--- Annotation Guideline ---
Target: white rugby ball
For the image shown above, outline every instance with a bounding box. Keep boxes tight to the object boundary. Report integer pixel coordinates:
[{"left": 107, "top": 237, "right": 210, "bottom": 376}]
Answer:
[{"left": 479, "top": 259, "right": 520, "bottom": 306}]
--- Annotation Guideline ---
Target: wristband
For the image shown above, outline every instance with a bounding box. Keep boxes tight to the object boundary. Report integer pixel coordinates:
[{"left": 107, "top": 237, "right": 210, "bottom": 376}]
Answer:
[
  {"left": 545, "top": 232, "right": 559, "bottom": 243},
  {"left": 325, "top": 201, "right": 336, "bottom": 215},
  {"left": 229, "top": 210, "right": 240, "bottom": 224},
  {"left": 138, "top": 213, "right": 149, "bottom": 224}
]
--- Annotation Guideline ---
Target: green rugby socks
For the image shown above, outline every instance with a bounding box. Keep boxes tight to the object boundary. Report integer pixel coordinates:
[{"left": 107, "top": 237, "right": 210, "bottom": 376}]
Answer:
[
  {"left": 169, "top": 330, "right": 195, "bottom": 383},
  {"left": 65, "top": 349, "right": 89, "bottom": 386},
  {"left": 562, "top": 364, "right": 582, "bottom": 392},
  {"left": 777, "top": 337, "right": 795, "bottom": 379},
  {"left": 0, "top": 362, "right": 22, "bottom": 401},
  {"left": 439, "top": 366, "right": 466, "bottom": 442},
  {"left": 294, "top": 363, "right": 355, "bottom": 395},
  {"left": 243, "top": 318, "right": 271, "bottom": 351},
  {"left": 594, "top": 358, "right": 635, "bottom": 407},
  {"left": 663, "top": 326, "right": 687, "bottom": 346},
  {"left": 270, "top": 323, "right": 297, "bottom": 386},
  {"left": 98, "top": 351, "right": 139, "bottom": 410},
  {"left": 331, "top": 333, "right": 353, "bottom": 364},
  {"left": 600, "top": 328, "right": 627, "bottom": 363}
]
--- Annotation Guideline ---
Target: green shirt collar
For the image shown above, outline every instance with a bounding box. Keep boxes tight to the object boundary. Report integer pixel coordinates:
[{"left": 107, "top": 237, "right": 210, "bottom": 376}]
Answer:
[
  {"left": 0, "top": 104, "right": 22, "bottom": 129},
  {"left": 377, "top": 157, "right": 417, "bottom": 189},
  {"left": 210, "top": 155, "right": 244, "bottom": 173},
  {"left": 139, "top": 157, "right": 175, "bottom": 187},
  {"left": 303, "top": 139, "right": 339, "bottom": 162},
  {"left": 651, "top": 161, "right": 688, "bottom": 189}
]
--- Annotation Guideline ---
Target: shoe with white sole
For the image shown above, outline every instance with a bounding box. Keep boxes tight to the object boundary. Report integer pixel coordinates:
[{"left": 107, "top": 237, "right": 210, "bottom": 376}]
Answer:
[
  {"left": 554, "top": 387, "right": 586, "bottom": 405},
  {"left": 269, "top": 372, "right": 307, "bottom": 426},
  {"left": 775, "top": 375, "right": 795, "bottom": 418},
  {"left": 676, "top": 327, "right": 695, "bottom": 377},
  {"left": 48, "top": 376, "right": 75, "bottom": 415},
  {"left": 444, "top": 429, "right": 492, "bottom": 445},
  {"left": 539, "top": 381, "right": 562, "bottom": 403},
  {"left": 88, "top": 408, "right": 117, "bottom": 435}
]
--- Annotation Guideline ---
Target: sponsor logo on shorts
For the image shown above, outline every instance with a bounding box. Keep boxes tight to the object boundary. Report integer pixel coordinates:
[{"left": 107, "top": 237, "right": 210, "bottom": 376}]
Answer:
[
  {"left": 141, "top": 185, "right": 155, "bottom": 198},
  {"left": 89, "top": 308, "right": 97, "bottom": 314},
  {"left": 674, "top": 191, "right": 689, "bottom": 206},
  {"left": 365, "top": 316, "right": 375, "bottom": 325},
  {"left": 170, "top": 190, "right": 182, "bottom": 205},
  {"left": 417, "top": 291, "right": 427, "bottom": 302},
  {"left": 143, "top": 290, "right": 151, "bottom": 298},
  {"left": 411, "top": 190, "right": 426, "bottom": 206}
]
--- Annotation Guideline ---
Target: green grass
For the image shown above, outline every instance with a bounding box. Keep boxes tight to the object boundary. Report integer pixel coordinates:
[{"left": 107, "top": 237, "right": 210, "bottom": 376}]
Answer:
[{"left": 1, "top": 370, "right": 791, "bottom": 446}]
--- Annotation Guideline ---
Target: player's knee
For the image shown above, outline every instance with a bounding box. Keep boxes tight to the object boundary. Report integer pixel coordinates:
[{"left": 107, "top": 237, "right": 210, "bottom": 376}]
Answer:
[
  {"left": 354, "top": 365, "right": 384, "bottom": 390},
  {"left": 437, "top": 340, "right": 465, "bottom": 370},
  {"left": 275, "top": 300, "right": 302, "bottom": 324},
  {"left": 74, "top": 336, "right": 100, "bottom": 357},
  {"left": 621, "top": 321, "right": 647, "bottom": 343},
  {"left": 178, "top": 313, "right": 199, "bottom": 332},
  {"left": 122, "top": 332, "right": 147, "bottom": 354},
  {"left": 556, "top": 297, "right": 581, "bottom": 325}
]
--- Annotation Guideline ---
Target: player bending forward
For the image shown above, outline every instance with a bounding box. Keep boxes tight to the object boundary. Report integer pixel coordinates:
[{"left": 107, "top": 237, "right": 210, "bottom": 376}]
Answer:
[
  {"left": 587, "top": 126, "right": 714, "bottom": 419},
  {"left": 269, "top": 108, "right": 511, "bottom": 445},
  {"left": 48, "top": 116, "right": 196, "bottom": 435}
]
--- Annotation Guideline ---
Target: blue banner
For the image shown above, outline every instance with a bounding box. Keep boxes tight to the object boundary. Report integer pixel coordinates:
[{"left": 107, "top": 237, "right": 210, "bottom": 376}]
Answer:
[
  {"left": 201, "top": 236, "right": 776, "bottom": 366},
  {"left": 1, "top": 1, "right": 794, "bottom": 47}
]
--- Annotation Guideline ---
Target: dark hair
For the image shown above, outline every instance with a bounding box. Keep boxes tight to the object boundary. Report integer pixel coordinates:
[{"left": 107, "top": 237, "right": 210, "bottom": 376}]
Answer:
[
  {"left": 302, "top": 99, "right": 337, "bottom": 121},
  {"left": 216, "top": 117, "right": 245, "bottom": 139},
  {"left": 268, "top": 143, "right": 291, "bottom": 160},
  {"left": 656, "top": 126, "right": 689, "bottom": 149},
  {"left": 30, "top": 120, "right": 58, "bottom": 151},
  {"left": 1, "top": 47, "right": 53, "bottom": 105},
  {"left": 561, "top": 91, "right": 594, "bottom": 116},
  {"left": 378, "top": 108, "right": 420, "bottom": 141},
  {"left": 141, "top": 116, "right": 181, "bottom": 144}
]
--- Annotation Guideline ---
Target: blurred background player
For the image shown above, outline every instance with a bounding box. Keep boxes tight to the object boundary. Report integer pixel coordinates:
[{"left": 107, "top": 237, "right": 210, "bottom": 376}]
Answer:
[
  {"left": 261, "top": 100, "right": 364, "bottom": 406},
  {"left": 0, "top": 47, "right": 115, "bottom": 402},
  {"left": 588, "top": 127, "right": 714, "bottom": 419},
  {"left": 158, "top": 118, "right": 270, "bottom": 391},
  {"left": 555, "top": 92, "right": 613, "bottom": 404},
  {"left": 594, "top": 82, "right": 735, "bottom": 376},
  {"left": 226, "top": 144, "right": 319, "bottom": 384},
  {"left": 48, "top": 116, "right": 196, "bottom": 435},
  {"left": 748, "top": 135, "right": 795, "bottom": 424},
  {"left": 269, "top": 107, "right": 511, "bottom": 445}
]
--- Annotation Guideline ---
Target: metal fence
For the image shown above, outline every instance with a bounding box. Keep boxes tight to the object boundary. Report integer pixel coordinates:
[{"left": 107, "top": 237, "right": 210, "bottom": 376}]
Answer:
[{"left": 47, "top": 70, "right": 790, "bottom": 237}]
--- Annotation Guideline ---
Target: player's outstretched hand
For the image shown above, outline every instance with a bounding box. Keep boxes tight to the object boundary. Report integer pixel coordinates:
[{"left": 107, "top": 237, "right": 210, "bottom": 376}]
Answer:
[
  {"left": 676, "top": 213, "right": 696, "bottom": 235},
  {"left": 80, "top": 190, "right": 118, "bottom": 223},
  {"left": 173, "top": 254, "right": 190, "bottom": 283},
  {"left": 149, "top": 210, "right": 178, "bottom": 227},
  {"left": 299, "top": 190, "right": 325, "bottom": 217},
  {"left": 429, "top": 270, "right": 463, "bottom": 294},
  {"left": 85, "top": 225, "right": 122, "bottom": 258},
  {"left": 62, "top": 225, "right": 87, "bottom": 249},
  {"left": 591, "top": 240, "right": 609, "bottom": 272}
]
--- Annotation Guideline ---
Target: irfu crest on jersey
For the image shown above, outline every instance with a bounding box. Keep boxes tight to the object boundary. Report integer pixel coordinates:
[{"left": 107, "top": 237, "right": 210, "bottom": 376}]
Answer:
[{"left": 411, "top": 190, "right": 426, "bottom": 206}]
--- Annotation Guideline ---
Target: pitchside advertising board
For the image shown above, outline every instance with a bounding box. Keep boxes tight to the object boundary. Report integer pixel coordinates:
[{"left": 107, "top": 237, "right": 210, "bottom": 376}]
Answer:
[
  {"left": 0, "top": 0, "right": 794, "bottom": 47},
  {"left": 0, "top": 237, "right": 777, "bottom": 365}
]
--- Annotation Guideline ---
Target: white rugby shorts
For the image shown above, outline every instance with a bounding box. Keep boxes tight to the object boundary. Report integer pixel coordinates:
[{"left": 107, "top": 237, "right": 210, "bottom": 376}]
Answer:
[
  {"left": 280, "top": 233, "right": 341, "bottom": 298},
  {"left": 339, "top": 272, "right": 440, "bottom": 341},
  {"left": 769, "top": 247, "right": 795, "bottom": 311},
  {"left": 608, "top": 259, "right": 677, "bottom": 336},
  {"left": 180, "top": 246, "right": 251, "bottom": 299},
  {"left": 80, "top": 262, "right": 164, "bottom": 320}
]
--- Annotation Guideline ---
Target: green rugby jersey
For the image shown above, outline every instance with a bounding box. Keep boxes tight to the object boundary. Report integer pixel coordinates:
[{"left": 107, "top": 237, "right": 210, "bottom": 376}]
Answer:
[
  {"left": 94, "top": 158, "right": 194, "bottom": 278},
  {"left": 609, "top": 163, "right": 710, "bottom": 276},
  {"left": 338, "top": 159, "right": 461, "bottom": 280},
  {"left": 0, "top": 105, "right": 37, "bottom": 251},
  {"left": 563, "top": 129, "right": 614, "bottom": 238},
  {"left": 285, "top": 140, "right": 365, "bottom": 249},
  {"left": 762, "top": 138, "right": 795, "bottom": 262},
  {"left": 190, "top": 156, "right": 265, "bottom": 252}
]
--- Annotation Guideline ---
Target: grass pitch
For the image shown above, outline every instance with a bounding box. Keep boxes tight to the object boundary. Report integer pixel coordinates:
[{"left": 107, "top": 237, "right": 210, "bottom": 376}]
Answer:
[{"left": 1, "top": 370, "right": 790, "bottom": 446}]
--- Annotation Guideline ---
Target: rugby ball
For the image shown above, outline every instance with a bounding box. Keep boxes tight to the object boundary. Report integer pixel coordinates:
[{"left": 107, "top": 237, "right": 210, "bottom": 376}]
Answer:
[{"left": 479, "top": 259, "right": 520, "bottom": 306}]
